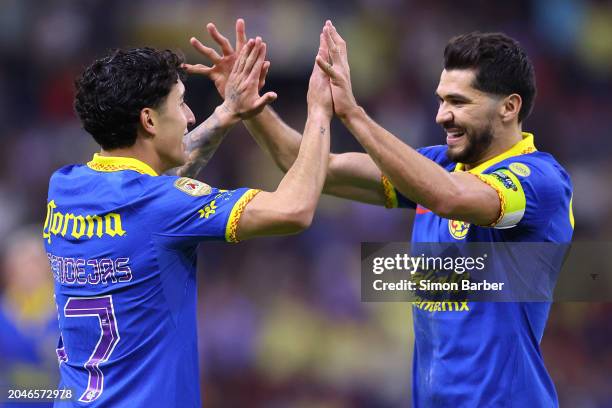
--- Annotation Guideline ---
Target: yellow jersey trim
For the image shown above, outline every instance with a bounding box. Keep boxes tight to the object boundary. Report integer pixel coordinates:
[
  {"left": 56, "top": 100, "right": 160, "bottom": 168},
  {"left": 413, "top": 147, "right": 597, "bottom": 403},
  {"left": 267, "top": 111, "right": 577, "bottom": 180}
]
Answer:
[
  {"left": 454, "top": 132, "right": 537, "bottom": 174},
  {"left": 383, "top": 132, "right": 536, "bottom": 226},
  {"left": 452, "top": 132, "right": 534, "bottom": 228},
  {"left": 569, "top": 195, "right": 575, "bottom": 229},
  {"left": 381, "top": 174, "right": 398, "bottom": 209},
  {"left": 473, "top": 174, "right": 506, "bottom": 227},
  {"left": 474, "top": 170, "right": 526, "bottom": 228},
  {"left": 87, "top": 153, "right": 158, "bottom": 177},
  {"left": 225, "top": 189, "right": 261, "bottom": 243}
]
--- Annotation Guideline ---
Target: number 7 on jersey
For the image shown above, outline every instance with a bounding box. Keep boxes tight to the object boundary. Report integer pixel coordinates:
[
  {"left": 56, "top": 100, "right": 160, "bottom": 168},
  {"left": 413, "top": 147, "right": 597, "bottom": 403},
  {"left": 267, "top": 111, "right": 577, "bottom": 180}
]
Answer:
[{"left": 63, "top": 295, "right": 120, "bottom": 403}]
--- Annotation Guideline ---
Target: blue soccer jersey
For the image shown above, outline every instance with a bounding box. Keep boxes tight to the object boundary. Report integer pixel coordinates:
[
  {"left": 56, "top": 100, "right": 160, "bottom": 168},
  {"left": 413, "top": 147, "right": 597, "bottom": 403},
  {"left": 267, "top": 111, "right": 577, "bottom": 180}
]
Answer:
[
  {"left": 43, "top": 154, "right": 259, "bottom": 407},
  {"left": 383, "top": 133, "right": 574, "bottom": 407}
]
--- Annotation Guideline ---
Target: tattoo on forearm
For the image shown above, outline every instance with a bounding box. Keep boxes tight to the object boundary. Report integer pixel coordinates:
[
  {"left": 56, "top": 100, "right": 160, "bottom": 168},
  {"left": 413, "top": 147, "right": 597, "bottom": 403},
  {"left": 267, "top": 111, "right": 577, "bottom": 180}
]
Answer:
[
  {"left": 319, "top": 126, "right": 326, "bottom": 135},
  {"left": 175, "top": 111, "right": 231, "bottom": 178}
]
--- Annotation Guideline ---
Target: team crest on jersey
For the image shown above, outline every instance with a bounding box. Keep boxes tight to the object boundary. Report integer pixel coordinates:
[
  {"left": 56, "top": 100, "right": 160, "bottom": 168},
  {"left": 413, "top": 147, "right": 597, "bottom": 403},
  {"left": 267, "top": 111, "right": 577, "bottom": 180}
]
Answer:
[
  {"left": 449, "top": 219, "right": 470, "bottom": 240},
  {"left": 174, "top": 177, "right": 212, "bottom": 196},
  {"left": 508, "top": 162, "right": 531, "bottom": 177}
]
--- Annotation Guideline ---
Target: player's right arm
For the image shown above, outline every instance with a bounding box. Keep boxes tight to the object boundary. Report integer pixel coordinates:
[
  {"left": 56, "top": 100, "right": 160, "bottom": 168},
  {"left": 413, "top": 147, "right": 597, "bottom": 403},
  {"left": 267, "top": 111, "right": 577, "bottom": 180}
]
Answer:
[
  {"left": 234, "top": 35, "right": 333, "bottom": 240},
  {"left": 184, "top": 19, "right": 388, "bottom": 207},
  {"left": 244, "top": 108, "right": 386, "bottom": 206}
]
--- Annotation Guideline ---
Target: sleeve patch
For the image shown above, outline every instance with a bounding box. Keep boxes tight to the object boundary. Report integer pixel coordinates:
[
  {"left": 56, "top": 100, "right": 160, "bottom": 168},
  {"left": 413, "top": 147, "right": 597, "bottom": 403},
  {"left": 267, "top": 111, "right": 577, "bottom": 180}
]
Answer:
[
  {"left": 174, "top": 177, "right": 212, "bottom": 196},
  {"left": 508, "top": 162, "right": 531, "bottom": 177},
  {"left": 491, "top": 171, "right": 519, "bottom": 191},
  {"left": 476, "top": 169, "right": 526, "bottom": 229},
  {"left": 198, "top": 201, "right": 217, "bottom": 219}
]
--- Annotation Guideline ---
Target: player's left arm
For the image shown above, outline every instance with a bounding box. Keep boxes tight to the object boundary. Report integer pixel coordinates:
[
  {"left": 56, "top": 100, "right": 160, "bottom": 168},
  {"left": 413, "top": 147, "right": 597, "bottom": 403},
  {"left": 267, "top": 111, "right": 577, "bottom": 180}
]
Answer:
[
  {"left": 317, "top": 21, "right": 500, "bottom": 225},
  {"left": 341, "top": 109, "right": 501, "bottom": 225},
  {"left": 174, "top": 105, "right": 233, "bottom": 178}
]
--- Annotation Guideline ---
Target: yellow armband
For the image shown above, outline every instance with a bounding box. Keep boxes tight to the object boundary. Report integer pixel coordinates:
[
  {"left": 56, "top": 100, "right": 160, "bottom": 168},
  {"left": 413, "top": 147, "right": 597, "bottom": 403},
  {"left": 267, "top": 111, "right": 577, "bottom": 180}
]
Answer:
[{"left": 475, "top": 169, "right": 526, "bottom": 228}]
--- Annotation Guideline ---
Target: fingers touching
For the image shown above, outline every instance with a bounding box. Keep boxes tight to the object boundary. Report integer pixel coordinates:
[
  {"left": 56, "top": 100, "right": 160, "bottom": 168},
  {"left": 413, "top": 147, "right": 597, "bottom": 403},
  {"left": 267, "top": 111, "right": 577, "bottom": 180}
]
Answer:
[
  {"left": 316, "top": 20, "right": 349, "bottom": 79},
  {"left": 234, "top": 38, "right": 253, "bottom": 74},
  {"left": 323, "top": 20, "right": 346, "bottom": 65},
  {"left": 259, "top": 60, "right": 270, "bottom": 89},
  {"left": 248, "top": 41, "right": 267, "bottom": 85},
  {"left": 243, "top": 37, "right": 262, "bottom": 75},
  {"left": 325, "top": 20, "right": 346, "bottom": 51}
]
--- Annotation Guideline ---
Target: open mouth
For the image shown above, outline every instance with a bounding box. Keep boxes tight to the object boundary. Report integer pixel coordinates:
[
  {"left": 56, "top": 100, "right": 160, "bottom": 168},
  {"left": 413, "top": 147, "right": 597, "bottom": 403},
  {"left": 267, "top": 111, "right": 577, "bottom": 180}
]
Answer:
[{"left": 446, "top": 129, "right": 465, "bottom": 145}]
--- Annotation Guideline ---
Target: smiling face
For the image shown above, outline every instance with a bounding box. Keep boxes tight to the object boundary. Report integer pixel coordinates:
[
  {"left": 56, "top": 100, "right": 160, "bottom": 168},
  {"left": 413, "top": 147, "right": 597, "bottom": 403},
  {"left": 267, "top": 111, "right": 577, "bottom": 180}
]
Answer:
[
  {"left": 435, "top": 69, "right": 502, "bottom": 165},
  {"left": 151, "top": 80, "right": 195, "bottom": 171}
]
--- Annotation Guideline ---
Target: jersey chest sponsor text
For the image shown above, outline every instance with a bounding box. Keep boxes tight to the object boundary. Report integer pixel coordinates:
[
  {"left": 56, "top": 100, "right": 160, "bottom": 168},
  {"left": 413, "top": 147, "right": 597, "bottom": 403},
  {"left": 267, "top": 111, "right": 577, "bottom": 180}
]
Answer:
[{"left": 43, "top": 199, "right": 126, "bottom": 244}]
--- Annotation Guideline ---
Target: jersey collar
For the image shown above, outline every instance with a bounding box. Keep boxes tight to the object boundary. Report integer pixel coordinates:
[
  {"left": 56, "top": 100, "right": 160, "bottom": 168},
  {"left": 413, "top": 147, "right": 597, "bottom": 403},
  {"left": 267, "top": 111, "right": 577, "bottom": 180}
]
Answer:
[
  {"left": 454, "top": 132, "right": 537, "bottom": 174},
  {"left": 87, "top": 153, "right": 159, "bottom": 176}
]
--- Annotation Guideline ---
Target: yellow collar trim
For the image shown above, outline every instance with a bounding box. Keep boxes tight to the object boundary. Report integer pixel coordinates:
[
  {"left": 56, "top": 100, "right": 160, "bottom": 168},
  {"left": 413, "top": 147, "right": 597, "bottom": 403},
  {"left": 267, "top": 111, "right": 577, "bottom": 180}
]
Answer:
[
  {"left": 454, "top": 132, "right": 537, "bottom": 174},
  {"left": 87, "top": 153, "right": 158, "bottom": 176}
]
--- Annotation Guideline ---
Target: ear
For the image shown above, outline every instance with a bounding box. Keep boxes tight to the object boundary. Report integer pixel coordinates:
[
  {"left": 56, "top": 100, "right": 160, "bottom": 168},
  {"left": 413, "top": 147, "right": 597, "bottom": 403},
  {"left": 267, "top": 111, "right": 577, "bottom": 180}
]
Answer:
[
  {"left": 139, "top": 107, "right": 158, "bottom": 136},
  {"left": 500, "top": 93, "right": 522, "bottom": 124}
]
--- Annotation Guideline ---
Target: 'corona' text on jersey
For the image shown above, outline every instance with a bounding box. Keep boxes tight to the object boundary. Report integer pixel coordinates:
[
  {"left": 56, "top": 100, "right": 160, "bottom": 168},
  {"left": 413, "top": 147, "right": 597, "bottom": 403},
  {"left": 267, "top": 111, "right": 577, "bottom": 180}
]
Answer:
[{"left": 43, "top": 200, "right": 126, "bottom": 244}]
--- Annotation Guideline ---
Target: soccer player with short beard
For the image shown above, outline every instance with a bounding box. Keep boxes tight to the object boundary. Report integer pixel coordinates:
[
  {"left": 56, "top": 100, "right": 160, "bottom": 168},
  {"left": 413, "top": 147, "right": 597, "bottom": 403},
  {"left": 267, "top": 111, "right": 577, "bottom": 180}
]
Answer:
[{"left": 190, "top": 19, "right": 573, "bottom": 406}]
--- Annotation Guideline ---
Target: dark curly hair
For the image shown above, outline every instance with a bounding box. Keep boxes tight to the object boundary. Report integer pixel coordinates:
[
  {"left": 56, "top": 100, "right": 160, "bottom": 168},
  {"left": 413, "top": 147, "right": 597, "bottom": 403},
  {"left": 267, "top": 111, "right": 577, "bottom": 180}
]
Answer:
[
  {"left": 74, "top": 47, "right": 187, "bottom": 150},
  {"left": 444, "top": 32, "right": 536, "bottom": 123}
]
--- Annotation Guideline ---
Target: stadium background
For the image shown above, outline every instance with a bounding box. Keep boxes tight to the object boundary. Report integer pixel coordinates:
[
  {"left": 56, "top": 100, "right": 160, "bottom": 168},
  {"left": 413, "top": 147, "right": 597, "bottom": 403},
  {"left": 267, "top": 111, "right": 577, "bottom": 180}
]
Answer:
[{"left": 0, "top": 0, "right": 611, "bottom": 406}]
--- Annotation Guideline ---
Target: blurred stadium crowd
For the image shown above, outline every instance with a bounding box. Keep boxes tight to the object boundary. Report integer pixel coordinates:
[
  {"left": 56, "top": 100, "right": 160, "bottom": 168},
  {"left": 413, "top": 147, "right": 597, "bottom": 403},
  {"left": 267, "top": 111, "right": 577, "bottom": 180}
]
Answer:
[{"left": 1, "top": 0, "right": 611, "bottom": 406}]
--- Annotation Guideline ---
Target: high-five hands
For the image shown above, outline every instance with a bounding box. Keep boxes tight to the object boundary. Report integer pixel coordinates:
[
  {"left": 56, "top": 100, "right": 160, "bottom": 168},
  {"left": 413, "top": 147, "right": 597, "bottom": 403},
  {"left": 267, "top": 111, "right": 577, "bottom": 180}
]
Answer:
[
  {"left": 220, "top": 38, "right": 278, "bottom": 120},
  {"left": 316, "top": 20, "right": 359, "bottom": 120},
  {"left": 307, "top": 31, "right": 334, "bottom": 120},
  {"left": 185, "top": 18, "right": 356, "bottom": 122},
  {"left": 184, "top": 19, "right": 270, "bottom": 99},
  {"left": 176, "top": 37, "right": 275, "bottom": 178}
]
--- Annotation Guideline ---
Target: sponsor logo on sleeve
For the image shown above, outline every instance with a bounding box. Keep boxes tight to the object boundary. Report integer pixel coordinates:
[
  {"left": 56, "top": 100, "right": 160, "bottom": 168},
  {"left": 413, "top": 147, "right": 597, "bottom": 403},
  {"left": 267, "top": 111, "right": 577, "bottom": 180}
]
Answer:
[
  {"left": 174, "top": 177, "right": 212, "bottom": 196},
  {"left": 491, "top": 170, "right": 518, "bottom": 191},
  {"left": 508, "top": 162, "right": 531, "bottom": 177},
  {"left": 198, "top": 201, "right": 217, "bottom": 219}
]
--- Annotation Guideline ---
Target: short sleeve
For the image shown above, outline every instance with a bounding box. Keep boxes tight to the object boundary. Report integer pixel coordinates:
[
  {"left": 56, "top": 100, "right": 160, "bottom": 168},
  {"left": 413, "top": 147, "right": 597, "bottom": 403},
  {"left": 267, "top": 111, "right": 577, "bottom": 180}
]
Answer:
[
  {"left": 381, "top": 145, "right": 450, "bottom": 209},
  {"left": 381, "top": 174, "right": 416, "bottom": 209},
  {"left": 476, "top": 160, "right": 568, "bottom": 230},
  {"left": 506, "top": 160, "right": 570, "bottom": 230},
  {"left": 473, "top": 169, "right": 526, "bottom": 228},
  {"left": 144, "top": 176, "right": 260, "bottom": 243}
]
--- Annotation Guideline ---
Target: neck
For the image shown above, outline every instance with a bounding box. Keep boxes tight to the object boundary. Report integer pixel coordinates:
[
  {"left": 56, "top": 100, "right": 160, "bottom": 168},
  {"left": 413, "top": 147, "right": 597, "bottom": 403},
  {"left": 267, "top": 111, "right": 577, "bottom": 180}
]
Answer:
[
  {"left": 463, "top": 127, "right": 523, "bottom": 171},
  {"left": 100, "top": 137, "right": 165, "bottom": 174}
]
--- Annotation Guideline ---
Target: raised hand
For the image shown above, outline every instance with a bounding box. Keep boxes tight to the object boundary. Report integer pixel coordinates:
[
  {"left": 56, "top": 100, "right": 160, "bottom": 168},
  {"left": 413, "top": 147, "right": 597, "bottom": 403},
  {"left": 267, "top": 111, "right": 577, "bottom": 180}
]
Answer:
[
  {"left": 315, "top": 20, "right": 359, "bottom": 120},
  {"left": 184, "top": 19, "right": 270, "bottom": 99},
  {"left": 221, "top": 38, "right": 278, "bottom": 120},
  {"left": 307, "top": 32, "right": 333, "bottom": 119}
]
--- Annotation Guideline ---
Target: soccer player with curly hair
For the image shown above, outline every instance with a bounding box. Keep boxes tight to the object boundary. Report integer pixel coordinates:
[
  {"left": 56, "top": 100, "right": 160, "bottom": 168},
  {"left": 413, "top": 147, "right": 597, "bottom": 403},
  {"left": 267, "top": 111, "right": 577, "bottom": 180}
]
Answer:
[{"left": 44, "top": 35, "right": 333, "bottom": 406}]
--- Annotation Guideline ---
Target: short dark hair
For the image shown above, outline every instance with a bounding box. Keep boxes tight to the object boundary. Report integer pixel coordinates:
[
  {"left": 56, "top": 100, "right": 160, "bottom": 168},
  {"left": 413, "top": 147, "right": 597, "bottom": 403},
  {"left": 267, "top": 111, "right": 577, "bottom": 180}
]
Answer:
[
  {"left": 74, "top": 47, "right": 186, "bottom": 150},
  {"left": 444, "top": 32, "right": 536, "bottom": 123}
]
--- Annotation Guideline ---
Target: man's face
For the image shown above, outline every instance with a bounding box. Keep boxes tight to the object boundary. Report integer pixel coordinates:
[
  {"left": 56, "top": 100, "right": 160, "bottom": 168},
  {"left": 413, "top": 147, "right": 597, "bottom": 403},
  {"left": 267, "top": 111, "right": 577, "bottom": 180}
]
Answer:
[
  {"left": 435, "top": 69, "right": 500, "bottom": 164},
  {"left": 152, "top": 80, "right": 195, "bottom": 170}
]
